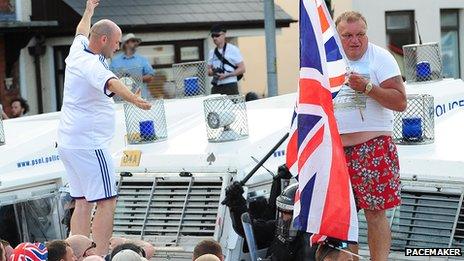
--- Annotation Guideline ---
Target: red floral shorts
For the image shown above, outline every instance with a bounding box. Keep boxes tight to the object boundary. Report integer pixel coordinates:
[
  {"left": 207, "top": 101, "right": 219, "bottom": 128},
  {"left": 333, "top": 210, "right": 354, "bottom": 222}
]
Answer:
[{"left": 344, "top": 136, "right": 401, "bottom": 210}]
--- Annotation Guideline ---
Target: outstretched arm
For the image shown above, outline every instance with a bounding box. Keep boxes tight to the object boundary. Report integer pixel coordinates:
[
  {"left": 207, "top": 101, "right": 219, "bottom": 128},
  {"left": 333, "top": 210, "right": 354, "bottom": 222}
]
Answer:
[
  {"left": 107, "top": 79, "right": 152, "bottom": 110},
  {"left": 76, "top": 0, "right": 99, "bottom": 37}
]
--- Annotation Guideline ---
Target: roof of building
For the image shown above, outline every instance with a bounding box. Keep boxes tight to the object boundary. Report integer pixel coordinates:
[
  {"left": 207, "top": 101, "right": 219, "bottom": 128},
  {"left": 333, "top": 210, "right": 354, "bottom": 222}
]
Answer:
[{"left": 62, "top": 0, "right": 295, "bottom": 30}]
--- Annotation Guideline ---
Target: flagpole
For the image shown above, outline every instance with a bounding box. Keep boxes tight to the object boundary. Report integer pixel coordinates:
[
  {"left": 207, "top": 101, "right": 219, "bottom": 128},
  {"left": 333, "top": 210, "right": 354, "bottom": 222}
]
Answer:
[
  {"left": 240, "top": 132, "right": 289, "bottom": 186},
  {"left": 264, "top": 0, "right": 278, "bottom": 97}
]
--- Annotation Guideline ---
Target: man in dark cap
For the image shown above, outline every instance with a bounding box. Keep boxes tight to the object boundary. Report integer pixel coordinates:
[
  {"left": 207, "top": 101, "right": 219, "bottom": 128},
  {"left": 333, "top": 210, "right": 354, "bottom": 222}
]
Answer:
[{"left": 207, "top": 24, "right": 246, "bottom": 95}]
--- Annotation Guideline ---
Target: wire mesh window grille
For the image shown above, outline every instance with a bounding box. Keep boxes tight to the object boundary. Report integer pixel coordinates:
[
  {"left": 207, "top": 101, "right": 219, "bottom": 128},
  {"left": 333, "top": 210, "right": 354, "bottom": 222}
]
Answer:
[
  {"left": 0, "top": 107, "right": 5, "bottom": 146},
  {"left": 393, "top": 94, "right": 434, "bottom": 145},
  {"left": 403, "top": 43, "right": 443, "bottom": 83},
  {"left": 203, "top": 95, "right": 249, "bottom": 143},
  {"left": 173, "top": 61, "right": 208, "bottom": 98},
  {"left": 123, "top": 99, "right": 167, "bottom": 144}
]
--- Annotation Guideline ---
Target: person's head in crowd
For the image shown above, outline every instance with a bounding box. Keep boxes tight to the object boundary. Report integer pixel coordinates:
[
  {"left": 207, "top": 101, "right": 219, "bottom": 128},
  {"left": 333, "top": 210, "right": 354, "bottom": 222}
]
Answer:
[
  {"left": 47, "top": 240, "right": 77, "bottom": 261},
  {"left": 110, "top": 243, "right": 145, "bottom": 260},
  {"left": 66, "top": 235, "right": 96, "bottom": 261},
  {"left": 11, "top": 242, "right": 48, "bottom": 261},
  {"left": 111, "top": 249, "right": 147, "bottom": 261},
  {"left": 210, "top": 24, "right": 227, "bottom": 48},
  {"left": 121, "top": 33, "right": 141, "bottom": 56},
  {"left": 0, "top": 242, "right": 5, "bottom": 261},
  {"left": 0, "top": 240, "right": 13, "bottom": 261},
  {"left": 192, "top": 240, "right": 223, "bottom": 261},
  {"left": 108, "top": 237, "right": 126, "bottom": 252},
  {"left": 315, "top": 242, "right": 354, "bottom": 261},
  {"left": 194, "top": 254, "right": 221, "bottom": 261},
  {"left": 127, "top": 240, "right": 155, "bottom": 260},
  {"left": 245, "top": 92, "right": 259, "bottom": 102},
  {"left": 10, "top": 97, "right": 29, "bottom": 118},
  {"left": 335, "top": 11, "right": 368, "bottom": 61},
  {"left": 82, "top": 255, "right": 105, "bottom": 261}
]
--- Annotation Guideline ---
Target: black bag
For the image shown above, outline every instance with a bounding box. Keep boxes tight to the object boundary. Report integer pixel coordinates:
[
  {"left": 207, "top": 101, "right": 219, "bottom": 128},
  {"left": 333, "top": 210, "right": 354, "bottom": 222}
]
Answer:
[{"left": 214, "top": 43, "right": 244, "bottom": 81}]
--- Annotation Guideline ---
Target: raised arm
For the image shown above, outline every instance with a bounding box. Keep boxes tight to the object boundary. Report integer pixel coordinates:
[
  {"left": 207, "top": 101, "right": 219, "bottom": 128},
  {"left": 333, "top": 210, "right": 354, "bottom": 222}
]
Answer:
[{"left": 76, "top": 0, "right": 99, "bottom": 37}]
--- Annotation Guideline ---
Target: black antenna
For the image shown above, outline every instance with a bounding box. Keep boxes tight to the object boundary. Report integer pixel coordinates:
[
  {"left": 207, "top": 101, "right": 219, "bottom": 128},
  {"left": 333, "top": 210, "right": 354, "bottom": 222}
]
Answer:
[{"left": 415, "top": 20, "right": 423, "bottom": 45}]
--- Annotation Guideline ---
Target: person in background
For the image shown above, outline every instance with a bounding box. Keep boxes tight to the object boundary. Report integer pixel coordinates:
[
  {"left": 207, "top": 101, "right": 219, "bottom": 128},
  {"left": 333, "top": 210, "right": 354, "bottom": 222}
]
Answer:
[
  {"left": 245, "top": 92, "right": 259, "bottom": 102},
  {"left": 207, "top": 24, "right": 245, "bottom": 95},
  {"left": 109, "top": 243, "right": 146, "bottom": 260},
  {"left": 108, "top": 237, "right": 155, "bottom": 260},
  {"left": 110, "top": 33, "right": 155, "bottom": 99},
  {"left": 192, "top": 240, "right": 224, "bottom": 261},
  {"left": 10, "top": 97, "right": 29, "bottom": 118},
  {"left": 194, "top": 254, "right": 221, "bottom": 261},
  {"left": 83, "top": 256, "right": 105, "bottom": 261},
  {"left": 0, "top": 240, "right": 13, "bottom": 261},
  {"left": 1, "top": 97, "right": 29, "bottom": 119},
  {"left": 66, "top": 235, "right": 96, "bottom": 261},
  {"left": 0, "top": 242, "right": 5, "bottom": 261},
  {"left": 111, "top": 249, "right": 147, "bottom": 261},
  {"left": 47, "top": 240, "right": 77, "bottom": 261}
]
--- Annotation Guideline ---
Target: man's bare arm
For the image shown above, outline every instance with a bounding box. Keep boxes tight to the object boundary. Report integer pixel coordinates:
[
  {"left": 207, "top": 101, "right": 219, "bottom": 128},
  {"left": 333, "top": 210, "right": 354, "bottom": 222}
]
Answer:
[
  {"left": 348, "top": 74, "right": 407, "bottom": 112},
  {"left": 369, "top": 76, "right": 407, "bottom": 112},
  {"left": 76, "top": 0, "right": 99, "bottom": 37},
  {"left": 107, "top": 79, "right": 151, "bottom": 110}
]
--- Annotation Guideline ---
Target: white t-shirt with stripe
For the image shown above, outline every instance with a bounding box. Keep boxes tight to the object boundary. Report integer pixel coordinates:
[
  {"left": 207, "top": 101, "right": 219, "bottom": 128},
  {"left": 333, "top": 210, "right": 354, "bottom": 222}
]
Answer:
[{"left": 58, "top": 34, "right": 117, "bottom": 149}]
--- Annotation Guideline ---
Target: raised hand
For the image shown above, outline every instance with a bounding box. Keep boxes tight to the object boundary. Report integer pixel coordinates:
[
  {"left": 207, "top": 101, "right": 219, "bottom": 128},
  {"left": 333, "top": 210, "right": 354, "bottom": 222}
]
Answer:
[
  {"left": 347, "top": 72, "right": 369, "bottom": 93},
  {"left": 85, "top": 0, "right": 99, "bottom": 15}
]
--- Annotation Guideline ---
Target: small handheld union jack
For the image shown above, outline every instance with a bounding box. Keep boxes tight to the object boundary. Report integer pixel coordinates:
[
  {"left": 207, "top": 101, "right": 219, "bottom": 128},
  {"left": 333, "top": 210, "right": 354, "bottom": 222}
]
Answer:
[{"left": 10, "top": 242, "right": 48, "bottom": 261}]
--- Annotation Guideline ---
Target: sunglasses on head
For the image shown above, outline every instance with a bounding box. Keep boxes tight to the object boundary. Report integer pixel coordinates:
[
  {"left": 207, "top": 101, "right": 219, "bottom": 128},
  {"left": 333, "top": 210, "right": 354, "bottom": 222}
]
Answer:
[
  {"left": 82, "top": 242, "right": 97, "bottom": 258},
  {"left": 211, "top": 33, "right": 222, "bottom": 38}
]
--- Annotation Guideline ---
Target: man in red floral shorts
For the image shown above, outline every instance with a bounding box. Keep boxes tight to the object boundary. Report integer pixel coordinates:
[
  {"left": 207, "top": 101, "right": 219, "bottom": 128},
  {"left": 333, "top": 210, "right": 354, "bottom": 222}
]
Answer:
[{"left": 334, "top": 12, "right": 407, "bottom": 260}]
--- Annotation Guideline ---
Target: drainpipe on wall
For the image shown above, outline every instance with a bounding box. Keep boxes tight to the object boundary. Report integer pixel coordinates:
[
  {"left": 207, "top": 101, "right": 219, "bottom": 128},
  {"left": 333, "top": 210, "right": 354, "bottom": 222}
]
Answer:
[
  {"left": 264, "top": 0, "right": 278, "bottom": 97},
  {"left": 28, "top": 36, "right": 46, "bottom": 114}
]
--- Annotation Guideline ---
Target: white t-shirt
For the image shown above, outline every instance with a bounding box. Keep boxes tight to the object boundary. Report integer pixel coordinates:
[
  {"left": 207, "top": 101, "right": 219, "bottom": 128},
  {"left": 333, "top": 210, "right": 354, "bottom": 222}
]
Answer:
[
  {"left": 334, "top": 43, "right": 401, "bottom": 134},
  {"left": 58, "top": 34, "right": 117, "bottom": 149},
  {"left": 207, "top": 43, "right": 243, "bottom": 85}
]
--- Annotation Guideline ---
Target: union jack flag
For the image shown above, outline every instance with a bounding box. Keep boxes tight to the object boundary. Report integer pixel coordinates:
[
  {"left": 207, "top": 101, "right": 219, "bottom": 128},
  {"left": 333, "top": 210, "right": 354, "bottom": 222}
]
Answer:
[
  {"left": 286, "top": 0, "right": 358, "bottom": 243},
  {"left": 10, "top": 242, "right": 48, "bottom": 261}
]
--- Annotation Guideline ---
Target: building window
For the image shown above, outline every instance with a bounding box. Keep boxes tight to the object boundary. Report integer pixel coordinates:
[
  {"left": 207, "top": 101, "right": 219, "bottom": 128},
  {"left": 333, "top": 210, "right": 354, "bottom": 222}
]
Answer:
[
  {"left": 441, "top": 9, "right": 460, "bottom": 79},
  {"left": 385, "top": 11, "right": 415, "bottom": 73},
  {"left": 53, "top": 46, "right": 70, "bottom": 110},
  {"left": 137, "top": 40, "right": 204, "bottom": 98}
]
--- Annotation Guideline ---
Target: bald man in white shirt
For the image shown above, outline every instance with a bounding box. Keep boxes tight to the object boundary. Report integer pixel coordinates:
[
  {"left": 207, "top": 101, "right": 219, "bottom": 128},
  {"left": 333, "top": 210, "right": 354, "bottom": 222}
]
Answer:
[{"left": 57, "top": 0, "right": 151, "bottom": 255}]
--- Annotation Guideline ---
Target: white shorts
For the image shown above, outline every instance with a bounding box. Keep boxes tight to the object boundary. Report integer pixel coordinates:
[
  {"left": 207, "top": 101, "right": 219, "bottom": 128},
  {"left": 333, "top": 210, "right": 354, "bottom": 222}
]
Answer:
[{"left": 58, "top": 147, "right": 117, "bottom": 202}]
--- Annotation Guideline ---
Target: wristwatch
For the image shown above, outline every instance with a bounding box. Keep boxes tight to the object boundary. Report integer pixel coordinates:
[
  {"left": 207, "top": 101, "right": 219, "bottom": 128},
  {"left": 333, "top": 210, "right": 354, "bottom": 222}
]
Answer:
[{"left": 364, "top": 82, "right": 373, "bottom": 95}]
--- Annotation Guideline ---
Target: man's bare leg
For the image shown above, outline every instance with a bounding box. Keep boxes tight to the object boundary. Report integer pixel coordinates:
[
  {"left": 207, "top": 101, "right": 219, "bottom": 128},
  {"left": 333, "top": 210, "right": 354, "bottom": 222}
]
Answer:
[
  {"left": 71, "top": 199, "right": 93, "bottom": 237},
  {"left": 92, "top": 197, "right": 117, "bottom": 255},
  {"left": 365, "top": 209, "right": 390, "bottom": 261}
]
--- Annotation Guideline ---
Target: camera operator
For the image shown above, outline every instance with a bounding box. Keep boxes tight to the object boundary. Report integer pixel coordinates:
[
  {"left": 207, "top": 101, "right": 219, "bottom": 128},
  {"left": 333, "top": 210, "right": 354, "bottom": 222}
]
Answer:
[{"left": 207, "top": 24, "right": 245, "bottom": 95}]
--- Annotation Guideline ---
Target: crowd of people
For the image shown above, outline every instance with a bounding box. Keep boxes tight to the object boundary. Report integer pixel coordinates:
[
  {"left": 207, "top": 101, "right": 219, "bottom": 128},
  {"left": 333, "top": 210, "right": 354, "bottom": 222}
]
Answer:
[{"left": 0, "top": 236, "right": 226, "bottom": 261}]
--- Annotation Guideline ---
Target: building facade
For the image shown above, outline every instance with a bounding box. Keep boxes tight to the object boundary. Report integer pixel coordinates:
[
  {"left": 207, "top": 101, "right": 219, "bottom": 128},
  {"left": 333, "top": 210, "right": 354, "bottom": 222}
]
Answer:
[
  {"left": 0, "top": 0, "right": 293, "bottom": 116},
  {"left": 239, "top": 0, "right": 464, "bottom": 96}
]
